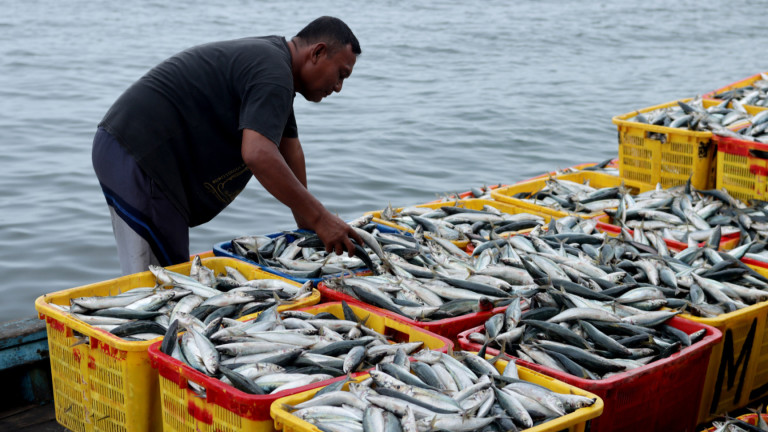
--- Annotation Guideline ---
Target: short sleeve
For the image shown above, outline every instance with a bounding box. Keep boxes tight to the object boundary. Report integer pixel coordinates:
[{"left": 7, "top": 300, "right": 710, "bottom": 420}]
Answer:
[
  {"left": 239, "top": 83, "right": 294, "bottom": 145},
  {"left": 282, "top": 107, "right": 298, "bottom": 139}
]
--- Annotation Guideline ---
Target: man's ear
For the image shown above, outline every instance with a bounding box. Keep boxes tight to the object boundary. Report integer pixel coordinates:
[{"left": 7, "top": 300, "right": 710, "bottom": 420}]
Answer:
[{"left": 311, "top": 43, "right": 327, "bottom": 62}]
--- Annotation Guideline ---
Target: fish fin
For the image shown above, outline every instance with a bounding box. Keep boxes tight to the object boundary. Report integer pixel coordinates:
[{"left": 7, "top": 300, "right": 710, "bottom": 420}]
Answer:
[
  {"left": 272, "top": 291, "right": 285, "bottom": 308},
  {"left": 489, "top": 343, "right": 506, "bottom": 365},
  {"left": 360, "top": 313, "right": 371, "bottom": 328},
  {"left": 748, "top": 404, "right": 764, "bottom": 416}
]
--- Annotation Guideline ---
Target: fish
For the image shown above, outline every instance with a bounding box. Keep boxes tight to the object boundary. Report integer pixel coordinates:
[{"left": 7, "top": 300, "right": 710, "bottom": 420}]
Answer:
[
  {"left": 712, "top": 75, "right": 768, "bottom": 110},
  {"left": 375, "top": 202, "right": 548, "bottom": 244},
  {"left": 282, "top": 350, "right": 595, "bottom": 431},
  {"left": 160, "top": 303, "right": 434, "bottom": 394},
  {"left": 228, "top": 221, "right": 388, "bottom": 279},
  {"left": 61, "top": 258, "right": 311, "bottom": 341},
  {"left": 628, "top": 97, "right": 768, "bottom": 139}
]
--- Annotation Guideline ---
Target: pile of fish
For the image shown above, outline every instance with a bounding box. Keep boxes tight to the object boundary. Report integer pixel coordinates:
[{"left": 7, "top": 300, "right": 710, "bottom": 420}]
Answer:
[
  {"left": 52, "top": 256, "right": 312, "bottom": 341},
  {"left": 281, "top": 349, "right": 597, "bottom": 431},
  {"left": 711, "top": 72, "right": 768, "bottom": 108},
  {"left": 506, "top": 176, "right": 628, "bottom": 216},
  {"left": 430, "top": 158, "right": 619, "bottom": 204},
  {"left": 465, "top": 302, "right": 704, "bottom": 380},
  {"left": 432, "top": 184, "right": 503, "bottom": 202},
  {"left": 229, "top": 216, "right": 391, "bottom": 279},
  {"left": 708, "top": 408, "right": 768, "bottom": 432},
  {"left": 603, "top": 184, "right": 761, "bottom": 247},
  {"left": 327, "top": 207, "right": 768, "bottom": 322},
  {"left": 627, "top": 97, "right": 768, "bottom": 144},
  {"left": 478, "top": 221, "right": 768, "bottom": 318},
  {"left": 158, "top": 301, "right": 429, "bottom": 395},
  {"left": 375, "top": 202, "right": 547, "bottom": 244}
]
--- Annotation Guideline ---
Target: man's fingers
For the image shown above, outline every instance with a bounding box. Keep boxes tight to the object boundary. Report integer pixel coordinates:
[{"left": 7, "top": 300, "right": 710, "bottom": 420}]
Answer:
[
  {"left": 350, "top": 231, "right": 364, "bottom": 247},
  {"left": 343, "top": 236, "right": 357, "bottom": 257}
]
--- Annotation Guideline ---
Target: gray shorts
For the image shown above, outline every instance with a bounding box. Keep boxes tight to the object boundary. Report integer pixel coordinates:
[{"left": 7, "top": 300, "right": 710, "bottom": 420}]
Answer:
[{"left": 92, "top": 127, "right": 190, "bottom": 274}]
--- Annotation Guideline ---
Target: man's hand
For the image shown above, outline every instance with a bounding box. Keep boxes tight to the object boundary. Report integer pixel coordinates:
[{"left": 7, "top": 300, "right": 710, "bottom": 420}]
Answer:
[
  {"left": 242, "top": 129, "right": 362, "bottom": 257},
  {"left": 313, "top": 211, "right": 364, "bottom": 257}
]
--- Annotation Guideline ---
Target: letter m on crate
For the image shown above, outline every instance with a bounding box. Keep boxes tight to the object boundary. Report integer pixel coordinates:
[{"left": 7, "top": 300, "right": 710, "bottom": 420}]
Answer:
[{"left": 710, "top": 320, "right": 756, "bottom": 413}]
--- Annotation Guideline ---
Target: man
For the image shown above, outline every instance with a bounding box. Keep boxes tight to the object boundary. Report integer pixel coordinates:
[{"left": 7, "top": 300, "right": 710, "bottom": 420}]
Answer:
[{"left": 92, "top": 16, "right": 364, "bottom": 274}]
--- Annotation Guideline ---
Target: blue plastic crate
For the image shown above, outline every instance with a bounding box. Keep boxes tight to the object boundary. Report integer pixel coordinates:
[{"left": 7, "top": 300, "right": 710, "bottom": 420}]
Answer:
[{"left": 213, "top": 225, "right": 404, "bottom": 285}]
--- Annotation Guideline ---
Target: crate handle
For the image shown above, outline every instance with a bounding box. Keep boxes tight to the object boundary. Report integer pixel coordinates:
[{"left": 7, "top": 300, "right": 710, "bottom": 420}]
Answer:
[
  {"left": 646, "top": 131, "right": 667, "bottom": 144},
  {"left": 383, "top": 325, "right": 411, "bottom": 344},
  {"left": 749, "top": 149, "right": 768, "bottom": 160}
]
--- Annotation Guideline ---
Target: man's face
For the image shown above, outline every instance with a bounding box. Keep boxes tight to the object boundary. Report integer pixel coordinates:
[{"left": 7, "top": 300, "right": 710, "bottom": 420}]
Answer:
[{"left": 301, "top": 44, "right": 357, "bottom": 103}]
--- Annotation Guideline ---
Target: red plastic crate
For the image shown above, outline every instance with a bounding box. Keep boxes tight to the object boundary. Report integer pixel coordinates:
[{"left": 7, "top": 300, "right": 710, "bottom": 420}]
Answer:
[
  {"left": 149, "top": 341, "right": 350, "bottom": 431},
  {"left": 148, "top": 301, "right": 453, "bottom": 432},
  {"left": 714, "top": 134, "right": 768, "bottom": 205},
  {"left": 317, "top": 281, "right": 517, "bottom": 343},
  {"left": 457, "top": 317, "right": 722, "bottom": 432}
]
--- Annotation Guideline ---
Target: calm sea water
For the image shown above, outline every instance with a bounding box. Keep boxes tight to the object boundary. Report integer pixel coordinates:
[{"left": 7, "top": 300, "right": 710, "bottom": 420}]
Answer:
[{"left": 1, "top": 0, "right": 766, "bottom": 322}]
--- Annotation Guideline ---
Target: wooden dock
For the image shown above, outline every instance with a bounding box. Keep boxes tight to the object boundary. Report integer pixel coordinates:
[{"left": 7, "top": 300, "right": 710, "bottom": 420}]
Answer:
[{"left": 0, "top": 317, "right": 65, "bottom": 431}]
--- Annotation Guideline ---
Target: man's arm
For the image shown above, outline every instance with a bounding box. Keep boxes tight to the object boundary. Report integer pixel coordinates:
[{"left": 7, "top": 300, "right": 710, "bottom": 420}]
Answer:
[
  {"left": 278, "top": 136, "right": 310, "bottom": 229},
  {"left": 241, "top": 128, "right": 362, "bottom": 255}
]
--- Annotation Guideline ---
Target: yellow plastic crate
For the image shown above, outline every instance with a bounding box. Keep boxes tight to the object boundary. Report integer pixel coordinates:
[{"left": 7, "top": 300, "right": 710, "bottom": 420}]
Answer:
[
  {"left": 271, "top": 356, "right": 604, "bottom": 432},
  {"left": 703, "top": 71, "right": 768, "bottom": 110},
  {"left": 34, "top": 257, "right": 315, "bottom": 432},
  {"left": 423, "top": 161, "right": 618, "bottom": 205},
  {"left": 151, "top": 301, "right": 453, "bottom": 432},
  {"left": 366, "top": 198, "right": 555, "bottom": 249},
  {"left": 687, "top": 263, "right": 768, "bottom": 423},
  {"left": 613, "top": 98, "right": 721, "bottom": 191},
  {"left": 490, "top": 171, "right": 639, "bottom": 219}
]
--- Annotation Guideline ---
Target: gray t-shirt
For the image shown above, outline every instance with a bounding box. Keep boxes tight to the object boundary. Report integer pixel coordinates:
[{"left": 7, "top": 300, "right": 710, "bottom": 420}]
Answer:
[{"left": 99, "top": 35, "right": 298, "bottom": 226}]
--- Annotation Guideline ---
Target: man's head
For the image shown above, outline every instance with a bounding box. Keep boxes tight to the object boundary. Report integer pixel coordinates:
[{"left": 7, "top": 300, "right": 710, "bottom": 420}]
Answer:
[{"left": 291, "top": 16, "right": 361, "bottom": 103}]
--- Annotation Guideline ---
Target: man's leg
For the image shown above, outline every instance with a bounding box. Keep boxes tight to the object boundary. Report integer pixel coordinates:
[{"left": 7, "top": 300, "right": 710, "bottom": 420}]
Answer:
[
  {"left": 108, "top": 206, "right": 161, "bottom": 275},
  {"left": 92, "top": 127, "right": 190, "bottom": 274}
]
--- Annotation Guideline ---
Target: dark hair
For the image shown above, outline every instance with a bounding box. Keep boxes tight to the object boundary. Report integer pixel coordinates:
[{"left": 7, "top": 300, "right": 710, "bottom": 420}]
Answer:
[{"left": 294, "top": 16, "right": 361, "bottom": 56}]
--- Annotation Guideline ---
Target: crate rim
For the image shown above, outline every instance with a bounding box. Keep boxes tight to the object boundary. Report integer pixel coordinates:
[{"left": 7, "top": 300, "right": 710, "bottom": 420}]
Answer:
[
  {"left": 702, "top": 71, "right": 768, "bottom": 99},
  {"left": 490, "top": 170, "right": 636, "bottom": 219},
  {"left": 715, "top": 134, "right": 768, "bottom": 154},
  {"left": 213, "top": 240, "right": 371, "bottom": 284},
  {"left": 612, "top": 97, "right": 717, "bottom": 137},
  {"left": 317, "top": 280, "right": 514, "bottom": 327}
]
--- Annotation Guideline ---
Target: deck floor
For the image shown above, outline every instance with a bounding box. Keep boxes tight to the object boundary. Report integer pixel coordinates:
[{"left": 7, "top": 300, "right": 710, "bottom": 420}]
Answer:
[{"left": 0, "top": 402, "right": 67, "bottom": 432}]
